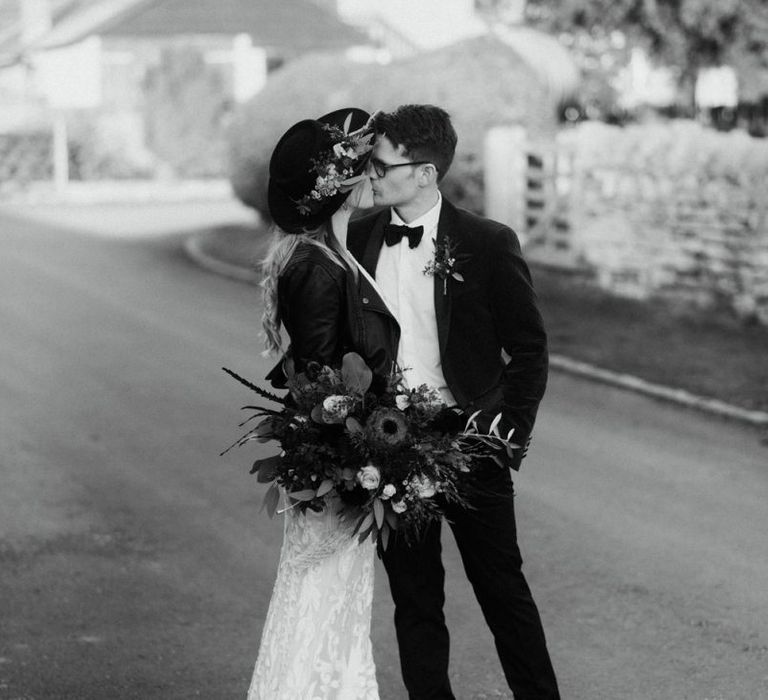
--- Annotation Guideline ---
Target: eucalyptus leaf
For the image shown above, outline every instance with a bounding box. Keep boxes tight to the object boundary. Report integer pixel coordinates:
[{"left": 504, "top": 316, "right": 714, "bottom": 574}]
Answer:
[
  {"left": 373, "top": 498, "right": 384, "bottom": 529},
  {"left": 351, "top": 514, "right": 365, "bottom": 536},
  {"left": 310, "top": 404, "right": 326, "bottom": 424},
  {"left": 358, "top": 524, "right": 373, "bottom": 545},
  {"left": 358, "top": 511, "right": 374, "bottom": 533},
  {"left": 385, "top": 509, "right": 398, "bottom": 531},
  {"left": 489, "top": 413, "right": 503, "bottom": 437},
  {"left": 464, "top": 410, "right": 483, "bottom": 432},
  {"left": 505, "top": 443, "right": 521, "bottom": 458},
  {"left": 341, "top": 352, "right": 373, "bottom": 395},
  {"left": 255, "top": 417, "right": 275, "bottom": 437},
  {"left": 251, "top": 454, "right": 282, "bottom": 482},
  {"left": 316, "top": 478, "right": 335, "bottom": 497},
  {"left": 261, "top": 482, "right": 280, "bottom": 518},
  {"left": 346, "top": 416, "right": 363, "bottom": 433},
  {"left": 288, "top": 489, "right": 317, "bottom": 502}
]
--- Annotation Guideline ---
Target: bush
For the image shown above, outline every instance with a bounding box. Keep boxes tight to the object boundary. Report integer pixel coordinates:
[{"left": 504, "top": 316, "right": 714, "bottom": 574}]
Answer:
[
  {"left": 228, "top": 35, "right": 561, "bottom": 219},
  {"left": 144, "top": 46, "right": 232, "bottom": 178},
  {"left": 0, "top": 131, "right": 52, "bottom": 185},
  {"left": 67, "top": 116, "right": 155, "bottom": 180}
]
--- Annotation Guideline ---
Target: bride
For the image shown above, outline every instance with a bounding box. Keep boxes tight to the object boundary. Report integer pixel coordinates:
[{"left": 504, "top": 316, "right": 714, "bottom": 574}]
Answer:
[{"left": 246, "top": 108, "right": 397, "bottom": 699}]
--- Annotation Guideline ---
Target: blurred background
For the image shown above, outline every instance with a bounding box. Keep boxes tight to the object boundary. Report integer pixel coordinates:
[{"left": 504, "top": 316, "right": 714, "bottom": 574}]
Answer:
[{"left": 2, "top": 2, "right": 768, "bottom": 698}]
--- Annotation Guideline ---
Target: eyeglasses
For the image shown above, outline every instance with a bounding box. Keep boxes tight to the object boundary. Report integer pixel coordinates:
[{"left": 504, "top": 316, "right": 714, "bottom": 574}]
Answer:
[{"left": 369, "top": 157, "right": 435, "bottom": 178}]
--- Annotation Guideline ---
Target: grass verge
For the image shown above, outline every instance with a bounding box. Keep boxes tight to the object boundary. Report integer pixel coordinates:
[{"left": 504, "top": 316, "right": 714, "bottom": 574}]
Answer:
[{"left": 533, "top": 266, "right": 768, "bottom": 413}]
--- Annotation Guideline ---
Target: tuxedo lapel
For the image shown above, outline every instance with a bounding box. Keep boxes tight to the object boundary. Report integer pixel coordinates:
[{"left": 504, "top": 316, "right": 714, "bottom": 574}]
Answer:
[
  {"left": 360, "top": 211, "right": 389, "bottom": 278},
  {"left": 434, "top": 199, "right": 459, "bottom": 357}
]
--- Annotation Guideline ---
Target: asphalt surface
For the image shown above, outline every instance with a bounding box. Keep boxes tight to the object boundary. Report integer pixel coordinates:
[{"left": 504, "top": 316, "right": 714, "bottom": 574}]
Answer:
[{"left": 1, "top": 207, "right": 767, "bottom": 699}]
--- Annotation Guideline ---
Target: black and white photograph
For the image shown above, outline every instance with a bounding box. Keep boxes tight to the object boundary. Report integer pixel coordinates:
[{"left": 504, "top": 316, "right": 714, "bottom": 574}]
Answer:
[{"left": 1, "top": 0, "right": 767, "bottom": 698}]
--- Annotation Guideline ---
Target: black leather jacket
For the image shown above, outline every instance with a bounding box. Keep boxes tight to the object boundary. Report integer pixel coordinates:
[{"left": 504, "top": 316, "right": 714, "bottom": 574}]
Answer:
[{"left": 266, "top": 242, "right": 398, "bottom": 387}]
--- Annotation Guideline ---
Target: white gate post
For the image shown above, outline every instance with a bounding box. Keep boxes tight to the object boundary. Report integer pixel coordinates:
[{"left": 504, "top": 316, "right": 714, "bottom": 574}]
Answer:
[
  {"left": 52, "top": 112, "right": 69, "bottom": 194},
  {"left": 483, "top": 125, "right": 527, "bottom": 242}
]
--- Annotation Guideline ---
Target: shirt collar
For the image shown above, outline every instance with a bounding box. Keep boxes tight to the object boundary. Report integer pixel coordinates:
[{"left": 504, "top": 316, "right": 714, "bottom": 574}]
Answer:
[{"left": 390, "top": 191, "right": 442, "bottom": 232}]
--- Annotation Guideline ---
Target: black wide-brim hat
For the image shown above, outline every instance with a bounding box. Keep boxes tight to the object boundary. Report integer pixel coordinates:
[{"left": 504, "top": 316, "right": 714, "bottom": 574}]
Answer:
[{"left": 267, "top": 107, "right": 372, "bottom": 234}]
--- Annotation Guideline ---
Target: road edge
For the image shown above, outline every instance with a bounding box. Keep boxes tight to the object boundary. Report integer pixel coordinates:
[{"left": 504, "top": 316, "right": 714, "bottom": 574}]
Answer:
[
  {"left": 549, "top": 355, "right": 768, "bottom": 428},
  {"left": 184, "top": 233, "right": 262, "bottom": 284}
]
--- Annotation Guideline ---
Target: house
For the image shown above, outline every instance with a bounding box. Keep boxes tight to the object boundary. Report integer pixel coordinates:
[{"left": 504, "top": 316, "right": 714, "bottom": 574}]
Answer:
[
  {"left": 0, "top": 0, "right": 371, "bottom": 180},
  {"left": 314, "top": 0, "right": 487, "bottom": 57}
]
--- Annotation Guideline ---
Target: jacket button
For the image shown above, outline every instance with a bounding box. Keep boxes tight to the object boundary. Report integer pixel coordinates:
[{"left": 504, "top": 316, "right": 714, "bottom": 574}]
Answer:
[{"left": 362, "top": 297, "right": 369, "bottom": 304}]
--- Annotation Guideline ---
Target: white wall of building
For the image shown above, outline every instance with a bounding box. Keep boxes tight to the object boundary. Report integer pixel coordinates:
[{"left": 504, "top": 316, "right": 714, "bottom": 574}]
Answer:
[{"left": 34, "top": 36, "right": 103, "bottom": 109}]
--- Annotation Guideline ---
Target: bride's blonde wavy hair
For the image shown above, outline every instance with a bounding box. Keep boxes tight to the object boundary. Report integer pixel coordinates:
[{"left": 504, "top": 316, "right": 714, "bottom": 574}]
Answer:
[{"left": 260, "top": 222, "right": 357, "bottom": 355}]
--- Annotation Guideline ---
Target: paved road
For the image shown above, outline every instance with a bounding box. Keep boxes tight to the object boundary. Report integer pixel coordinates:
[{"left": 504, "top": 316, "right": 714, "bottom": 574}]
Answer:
[{"left": 1, "top": 209, "right": 766, "bottom": 699}]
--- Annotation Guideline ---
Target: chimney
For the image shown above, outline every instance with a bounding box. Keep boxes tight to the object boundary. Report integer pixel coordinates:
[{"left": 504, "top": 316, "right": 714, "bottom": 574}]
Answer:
[{"left": 20, "top": 0, "right": 52, "bottom": 46}]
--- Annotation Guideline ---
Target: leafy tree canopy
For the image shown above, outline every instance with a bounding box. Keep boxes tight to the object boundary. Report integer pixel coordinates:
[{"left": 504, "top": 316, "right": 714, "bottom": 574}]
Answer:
[{"left": 482, "top": 0, "right": 768, "bottom": 96}]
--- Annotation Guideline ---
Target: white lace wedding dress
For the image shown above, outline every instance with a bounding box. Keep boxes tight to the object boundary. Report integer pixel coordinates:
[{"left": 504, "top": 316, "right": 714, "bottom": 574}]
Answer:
[{"left": 247, "top": 497, "right": 379, "bottom": 699}]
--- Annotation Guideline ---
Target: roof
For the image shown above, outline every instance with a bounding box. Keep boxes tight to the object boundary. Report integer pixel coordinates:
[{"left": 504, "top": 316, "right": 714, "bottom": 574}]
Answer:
[
  {"left": 16, "top": 0, "right": 369, "bottom": 54},
  {"left": 493, "top": 24, "right": 580, "bottom": 101},
  {"left": 0, "top": 0, "right": 80, "bottom": 63}
]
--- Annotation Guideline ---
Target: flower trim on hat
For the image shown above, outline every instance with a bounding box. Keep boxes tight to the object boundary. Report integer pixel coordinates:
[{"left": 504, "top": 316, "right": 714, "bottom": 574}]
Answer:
[{"left": 294, "top": 114, "right": 375, "bottom": 216}]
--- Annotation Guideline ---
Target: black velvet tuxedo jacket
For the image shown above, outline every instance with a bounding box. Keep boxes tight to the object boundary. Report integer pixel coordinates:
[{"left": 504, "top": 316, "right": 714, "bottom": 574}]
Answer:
[{"left": 348, "top": 197, "right": 548, "bottom": 470}]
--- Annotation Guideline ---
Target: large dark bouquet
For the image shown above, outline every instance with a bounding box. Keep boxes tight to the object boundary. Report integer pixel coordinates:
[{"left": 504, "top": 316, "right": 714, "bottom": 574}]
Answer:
[{"left": 222, "top": 352, "right": 518, "bottom": 549}]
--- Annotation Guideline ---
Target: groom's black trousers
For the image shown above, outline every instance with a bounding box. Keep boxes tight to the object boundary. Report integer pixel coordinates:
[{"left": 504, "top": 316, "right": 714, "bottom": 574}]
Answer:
[{"left": 381, "top": 460, "right": 560, "bottom": 699}]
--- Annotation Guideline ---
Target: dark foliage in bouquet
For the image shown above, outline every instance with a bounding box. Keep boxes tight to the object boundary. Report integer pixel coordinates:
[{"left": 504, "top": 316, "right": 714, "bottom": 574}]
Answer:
[{"left": 222, "top": 352, "right": 519, "bottom": 549}]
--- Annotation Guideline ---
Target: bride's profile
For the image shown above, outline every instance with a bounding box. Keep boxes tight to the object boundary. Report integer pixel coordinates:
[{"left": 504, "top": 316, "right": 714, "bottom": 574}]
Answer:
[{"left": 246, "top": 108, "right": 395, "bottom": 700}]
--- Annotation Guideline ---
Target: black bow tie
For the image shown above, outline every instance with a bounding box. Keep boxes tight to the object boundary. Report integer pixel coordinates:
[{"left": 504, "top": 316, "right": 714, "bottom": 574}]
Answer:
[{"left": 384, "top": 224, "right": 424, "bottom": 249}]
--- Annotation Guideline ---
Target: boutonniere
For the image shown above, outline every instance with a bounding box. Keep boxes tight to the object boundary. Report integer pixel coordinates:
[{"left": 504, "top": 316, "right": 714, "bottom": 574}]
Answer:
[{"left": 423, "top": 235, "right": 464, "bottom": 295}]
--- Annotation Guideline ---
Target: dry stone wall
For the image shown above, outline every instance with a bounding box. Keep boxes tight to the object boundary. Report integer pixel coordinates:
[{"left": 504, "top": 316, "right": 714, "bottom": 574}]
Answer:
[{"left": 553, "top": 121, "right": 768, "bottom": 324}]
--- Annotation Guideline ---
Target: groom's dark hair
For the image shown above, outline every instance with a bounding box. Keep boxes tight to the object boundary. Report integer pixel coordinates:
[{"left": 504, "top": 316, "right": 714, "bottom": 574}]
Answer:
[{"left": 373, "top": 104, "right": 457, "bottom": 182}]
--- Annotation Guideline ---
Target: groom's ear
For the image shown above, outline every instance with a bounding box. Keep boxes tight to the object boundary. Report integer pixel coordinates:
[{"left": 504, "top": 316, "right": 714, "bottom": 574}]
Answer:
[{"left": 417, "top": 164, "right": 439, "bottom": 187}]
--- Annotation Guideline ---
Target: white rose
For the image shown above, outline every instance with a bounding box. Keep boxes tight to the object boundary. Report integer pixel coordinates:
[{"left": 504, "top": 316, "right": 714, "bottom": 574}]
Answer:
[
  {"left": 380, "top": 484, "right": 397, "bottom": 500},
  {"left": 333, "top": 143, "right": 346, "bottom": 159},
  {"left": 322, "top": 395, "right": 353, "bottom": 423},
  {"left": 412, "top": 475, "right": 437, "bottom": 499},
  {"left": 395, "top": 394, "right": 411, "bottom": 411},
  {"left": 357, "top": 464, "right": 381, "bottom": 491},
  {"left": 391, "top": 500, "right": 407, "bottom": 514}
]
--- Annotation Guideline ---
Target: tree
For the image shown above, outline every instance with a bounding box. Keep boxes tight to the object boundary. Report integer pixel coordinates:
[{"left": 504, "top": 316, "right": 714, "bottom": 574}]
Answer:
[
  {"left": 143, "top": 47, "right": 232, "bottom": 177},
  {"left": 522, "top": 0, "right": 768, "bottom": 107}
]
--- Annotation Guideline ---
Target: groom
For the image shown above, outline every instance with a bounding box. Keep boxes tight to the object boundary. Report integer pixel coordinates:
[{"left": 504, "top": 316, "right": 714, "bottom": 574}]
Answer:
[{"left": 348, "top": 104, "right": 559, "bottom": 699}]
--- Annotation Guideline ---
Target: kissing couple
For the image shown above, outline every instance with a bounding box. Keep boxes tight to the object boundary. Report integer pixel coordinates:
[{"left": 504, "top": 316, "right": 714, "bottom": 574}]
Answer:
[{"left": 244, "top": 103, "right": 560, "bottom": 700}]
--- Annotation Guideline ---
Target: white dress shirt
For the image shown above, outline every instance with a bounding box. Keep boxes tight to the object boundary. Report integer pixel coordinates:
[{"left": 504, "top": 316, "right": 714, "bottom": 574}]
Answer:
[{"left": 376, "top": 192, "right": 456, "bottom": 406}]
